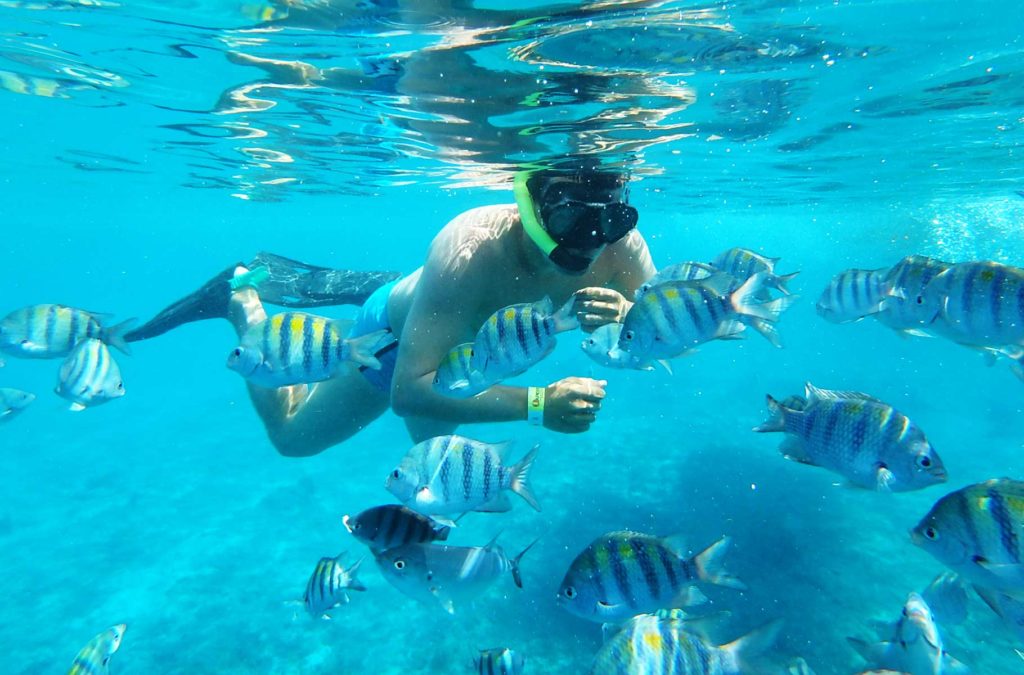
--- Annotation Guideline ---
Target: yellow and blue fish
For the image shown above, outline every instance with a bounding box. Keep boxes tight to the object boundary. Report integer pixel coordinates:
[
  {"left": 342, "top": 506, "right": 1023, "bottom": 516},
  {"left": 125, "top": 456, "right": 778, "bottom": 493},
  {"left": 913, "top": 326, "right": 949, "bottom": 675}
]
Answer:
[
  {"left": 0, "top": 304, "right": 133, "bottom": 359},
  {"left": 69, "top": 624, "right": 126, "bottom": 675}
]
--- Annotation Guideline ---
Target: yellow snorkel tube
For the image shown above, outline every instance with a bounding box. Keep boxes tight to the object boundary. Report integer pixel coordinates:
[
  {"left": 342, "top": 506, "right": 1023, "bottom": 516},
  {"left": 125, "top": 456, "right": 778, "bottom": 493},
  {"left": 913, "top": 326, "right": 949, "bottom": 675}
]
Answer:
[{"left": 514, "top": 170, "right": 594, "bottom": 273}]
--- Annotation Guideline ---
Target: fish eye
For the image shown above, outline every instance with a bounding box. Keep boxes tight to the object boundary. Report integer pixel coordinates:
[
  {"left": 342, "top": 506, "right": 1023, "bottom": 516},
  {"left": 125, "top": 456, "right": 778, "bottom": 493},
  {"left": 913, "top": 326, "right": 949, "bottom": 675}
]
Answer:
[
  {"left": 233, "top": 348, "right": 242, "bottom": 356},
  {"left": 623, "top": 331, "right": 634, "bottom": 341},
  {"left": 117, "top": 382, "right": 124, "bottom": 390},
  {"left": 392, "top": 469, "right": 401, "bottom": 479},
  {"left": 588, "top": 338, "right": 595, "bottom": 345},
  {"left": 20, "top": 339, "right": 29, "bottom": 345},
  {"left": 916, "top": 455, "right": 932, "bottom": 468},
  {"left": 394, "top": 560, "right": 405, "bottom": 570},
  {"left": 353, "top": 523, "right": 361, "bottom": 530},
  {"left": 924, "top": 527, "right": 939, "bottom": 541},
  {"left": 563, "top": 586, "right": 577, "bottom": 600},
  {"left": 915, "top": 296, "right": 924, "bottom": 305}
]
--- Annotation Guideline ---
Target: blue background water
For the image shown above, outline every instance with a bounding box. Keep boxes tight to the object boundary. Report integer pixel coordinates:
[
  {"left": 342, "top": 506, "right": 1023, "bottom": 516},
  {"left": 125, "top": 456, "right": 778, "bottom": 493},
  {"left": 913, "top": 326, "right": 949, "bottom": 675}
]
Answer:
[{"left": 2, "top": 1, "right": 1024, "bottom": 673}]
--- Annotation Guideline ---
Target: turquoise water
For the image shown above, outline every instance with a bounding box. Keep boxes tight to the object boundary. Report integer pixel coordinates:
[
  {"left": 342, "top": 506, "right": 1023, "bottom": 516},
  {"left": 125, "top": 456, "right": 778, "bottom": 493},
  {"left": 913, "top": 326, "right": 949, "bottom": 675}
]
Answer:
[{"left": 2, "top": 1, "right": 1024, "bottom": 673}]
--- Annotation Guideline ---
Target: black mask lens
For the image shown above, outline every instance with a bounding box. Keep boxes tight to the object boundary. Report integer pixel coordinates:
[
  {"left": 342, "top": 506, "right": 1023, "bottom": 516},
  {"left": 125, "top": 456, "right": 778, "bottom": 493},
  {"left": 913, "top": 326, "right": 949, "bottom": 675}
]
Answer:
[{"left": 600, "top": 203, "right": 639, "bottom": 243}]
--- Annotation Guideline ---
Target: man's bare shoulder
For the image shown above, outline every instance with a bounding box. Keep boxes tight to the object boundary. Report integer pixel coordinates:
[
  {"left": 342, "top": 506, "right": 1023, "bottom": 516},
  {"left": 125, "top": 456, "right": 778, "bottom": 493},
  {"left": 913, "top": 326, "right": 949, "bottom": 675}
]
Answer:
[{"left": 427, "top": 204, "right": 519, "bottom": 276}]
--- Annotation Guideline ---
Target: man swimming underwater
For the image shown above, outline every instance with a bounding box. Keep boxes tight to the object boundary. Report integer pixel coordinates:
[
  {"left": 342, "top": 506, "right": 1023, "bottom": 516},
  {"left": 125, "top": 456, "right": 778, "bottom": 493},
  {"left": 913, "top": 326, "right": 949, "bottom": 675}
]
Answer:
[{"left": 128, "top": 161, "right": 655, "bottom": 456}]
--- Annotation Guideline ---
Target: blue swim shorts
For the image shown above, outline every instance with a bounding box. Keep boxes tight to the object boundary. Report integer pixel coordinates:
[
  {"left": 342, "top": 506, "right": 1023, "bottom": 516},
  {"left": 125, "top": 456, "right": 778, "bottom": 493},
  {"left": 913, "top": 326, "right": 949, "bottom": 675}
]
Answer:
[{"left": 348, "top": 278, "right": 400, "bottom": 393}]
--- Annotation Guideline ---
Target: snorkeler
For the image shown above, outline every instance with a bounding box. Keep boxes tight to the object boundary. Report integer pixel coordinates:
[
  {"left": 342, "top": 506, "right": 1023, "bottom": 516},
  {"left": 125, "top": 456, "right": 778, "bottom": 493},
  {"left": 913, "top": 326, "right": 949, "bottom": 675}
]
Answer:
[{"left": 132, "top": 160, "right": 655, "bottom": 456}]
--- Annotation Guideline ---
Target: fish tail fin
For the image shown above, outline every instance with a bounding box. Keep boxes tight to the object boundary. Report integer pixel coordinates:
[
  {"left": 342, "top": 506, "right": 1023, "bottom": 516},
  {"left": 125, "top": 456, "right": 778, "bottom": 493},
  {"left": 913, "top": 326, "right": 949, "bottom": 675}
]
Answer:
[
  {"left": 509, "top": 537, "right": 541, "bottom": 589},
  {"left": 746, "top": 318, "right": 783, "bottom": 348},
  {"left": 772, "top": 271, "right": 800, "bottom": 295},
  {"left": 719, "top": 620, "right": 783, "bottom": 673},
  {"left": 343, "top": 328, "right": 394, "bottom": 370},
  {"left": 553, "top": 295, "right": 580, "bottom": 333},
  {"left": 104, "top": 318, "right": 138, "bottom": 355},
  {"left": 692, "top": 536, "right": 746, "bottom": 590},
  {"left": 509, "top": 444, "right": 541, "bottom": 511},
  {"left": 347, "top": 556, "right": 367, "bottom": 592},
  {"left": 752, "top": 395, "right": 786, "bottom": 433}
]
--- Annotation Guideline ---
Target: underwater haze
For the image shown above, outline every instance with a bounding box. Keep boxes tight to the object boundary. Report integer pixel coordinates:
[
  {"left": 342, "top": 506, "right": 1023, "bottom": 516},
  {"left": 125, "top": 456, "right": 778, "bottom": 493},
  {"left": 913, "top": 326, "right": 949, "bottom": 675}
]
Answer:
[{"left": 2, "top": 0, "right": 1024, "bottom": 673}]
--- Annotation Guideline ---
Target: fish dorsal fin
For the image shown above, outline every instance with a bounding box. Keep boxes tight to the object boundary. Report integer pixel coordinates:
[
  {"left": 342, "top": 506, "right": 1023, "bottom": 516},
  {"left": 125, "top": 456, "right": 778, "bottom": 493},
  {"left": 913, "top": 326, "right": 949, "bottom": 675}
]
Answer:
[
  {"left": 804, "top": 382, "right": 881, "bottom": 403},
  {"left": 533, "top": 295, "right": 554, "bottom": 314},
  {"left": 662, "top": 534, "right": 688, "bottom": 559},
  {"left": 697, "top": 272, "right": 738, "bottom": 297},
  {"left": 490, "top": 440, "right": 514, "bottom": 460}
]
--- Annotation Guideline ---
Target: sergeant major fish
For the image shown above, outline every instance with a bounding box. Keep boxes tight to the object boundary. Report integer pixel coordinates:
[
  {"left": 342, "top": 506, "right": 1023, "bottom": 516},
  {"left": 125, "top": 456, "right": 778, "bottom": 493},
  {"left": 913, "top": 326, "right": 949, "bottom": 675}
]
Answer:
[
  {"left": 386, "top": 435, "right": 540, "bottom": 515},
  {"left": 55, "top": 338, "right": 125, "bottom": 411},
  {"left": 0, "top": 387, "right": 35, "bottom": 422},
  {"left": 69, "top": 624, "right": 126, "bottom": 675},
  {"left": 375, "top": 535, "right": 536, "bottom": 614},
  {"left": 921, "top": 261, "right": 1024, "bottom": 349},
  {"left": 876, "top": 255, "right": 951, "bottom": 336},
  {"left": 433, "top": 341, "right": 493, "bottom": 398},
  {"left": 0, "top": 304, "right": 134, "bottom": 358},
  {"left": 470, "top": 296, "right": 578, "bottom": 383},
  {"left": 591, "top": 611, "right": 781, "bottom": 675},
  {"left": 847, "top": 592, "right": 969, "bottom": 675},
  {"left": 581, "top": 322, "right": 671, "bottom": 373},
  {"left": 912, "top": 478, "right": 1024, "bottom": 598},
  {"left": 227, "top": 311, "right": 390, "bottom": 387},
  {"left": 711, "top": 247, "right": 799, "bottom": 295},
  {"left": 557, "top": 532, "right": 745, "bottom": 624},
  {"left": 816, "top": 268, "right": 891, "bottom": 324},
  {"left": 342, "top": 504, "right": 451, "bottom": 553},
  {"left": 635, "top": 262, "right": 723, "bottom": 300},
  {"left": 303, "top": 551, "right": 366, "bottom": 619},
  {"left": 615, "top": 273, "right": 795, "bottom": 361},
  {"left": 475, "top": 647, "right": 525, "bottom": 675},
  {"left": 754, "top": 383, "right": 947, "bottom": 491}
]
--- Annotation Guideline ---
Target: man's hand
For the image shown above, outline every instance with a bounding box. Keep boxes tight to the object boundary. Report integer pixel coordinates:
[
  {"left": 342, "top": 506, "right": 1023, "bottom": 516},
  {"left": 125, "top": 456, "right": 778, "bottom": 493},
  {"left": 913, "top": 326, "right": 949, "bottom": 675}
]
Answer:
[
  {"left": 573, "top": 287, "right": 631, "bottom": 333},
  {"left": 543, "top": 377, "right": 607, "bottom": 433}
]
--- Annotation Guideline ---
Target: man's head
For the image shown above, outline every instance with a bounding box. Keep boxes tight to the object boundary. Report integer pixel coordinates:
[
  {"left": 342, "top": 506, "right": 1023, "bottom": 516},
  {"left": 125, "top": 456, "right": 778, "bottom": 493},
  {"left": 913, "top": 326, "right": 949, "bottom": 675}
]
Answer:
[{"left": 514, "top": 163, "right": 638, "bottom": 274}]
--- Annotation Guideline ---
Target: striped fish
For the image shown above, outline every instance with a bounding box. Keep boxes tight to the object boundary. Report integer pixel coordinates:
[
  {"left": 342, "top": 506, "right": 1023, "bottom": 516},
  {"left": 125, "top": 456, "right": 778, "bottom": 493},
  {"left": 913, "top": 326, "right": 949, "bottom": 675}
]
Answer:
[
  {"left": 469, "top": 296, "right": 578, "bottom": 383},
  {"left": 848, "top": 592, "right": 968, "bottom": 675},
  {"left": 590, "top": 612, "right": 781, "bottom": 675},
  {"left": 557, "top": 532, "right": 745, "bottom": 624},
  {"left": 227, "top": 311, "right": 391, "bottom": 387},
  {"left": 475, "top": 648, "right": 525, "bottom": 675},
  {"left": 374, "top": 535, "right": 535, "bottom": 614},
  {"left": 0, "top": 387, "right": 35, "bottom": 422},
  {"left": 303, "top": 551, "right": 366, "bottom": 619},
  {"left": 875, "top": 255, "right": 951, "bottom": 336},
  {"left": 55, "top": 339, "right": 125, "bottom": 411},
  {"left": 385, "top": 435, "right": 540, "bottom": 515},
  {"left": 616, "top": 273, "right": 795, "bottom": 360},
  {"left": 0, "top": 304, "right": 133, "bottom": 359},
  {"left": 635, "top": 262, "right": 723, "bottom": 300},
  {"left": 68, "top": 624, "right": 126, "bottom": 675},
  {"left": 711, "top": 247, "right": 799, "bottom": 295},
  {"left": 581, "top": 322, "right": 672, "bottom": 373},
  {"left": 433, "top": 341, "right": 494, "bottom": 398},
  {"left": 342, "top": 505, "right": 451, "bottom": 553},
  {"left": 912, "top": 478, "right": 1024, "bottom": 598},
  {"left": 816, "top": 268, "right": 891, "bottom": 324},
  {"left": 754, "top": 382, "right": 947, "bottom": 492},
  {"left": 922, "top": 261, "right": 1024, "bottom": 348}
]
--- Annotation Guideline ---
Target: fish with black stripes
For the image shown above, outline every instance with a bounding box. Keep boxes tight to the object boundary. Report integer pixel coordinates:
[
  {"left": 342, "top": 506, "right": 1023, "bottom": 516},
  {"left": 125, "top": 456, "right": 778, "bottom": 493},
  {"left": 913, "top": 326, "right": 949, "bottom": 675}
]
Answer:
[
  {"left": 754, "top": 382, "right": 947, "bottom": 491},
  {"left": 875, "top": 255, "right": 951, "bottom": 336},
  {"left": 0, "top": 304, "right": 134, "bottom": 359},
  {"left": 385, "top": 435, "right": 540, "bottom": 516},
  {"left": 68, "top": 624, "right": 126, "bottom": 675},
  {"left": 710, "top": 247, "right": 799, "bottom": 295},
  {"left": 55, "top": 338, "right": 125, "bottom": 411},
  {"left": 591, "top": 610, "right": 781, "bottom": 674},
  {"left": 912, "top": 478, "right": 1024, "bottom": 599},
  {"left": 581, "top": 322, "right": 671, "bottom": 373},
  {"left": 469, "top": 296, "right": 578, "bottom": 384},
  {"left": 816, "top": 268, "right": 891, "bottom": 324},
  {"left": 614, "top": 272, "right": 796, "bottom": 360},
  {"left": 0, "top": 387, "right": 35, "bottom": 422},
  {"left": 342, "top": 504, "right": 452, "bottom": 553},
  {"left": 374, "top": 535, "right": 536, "bottom": 614},
  {"left": 303, "top": 551, "right": 366, "bottom": 619},
  {"left": 921, "top": 261, "right": 1024, "bottom": 349},
  {"left": 433, "top": 341, "right": 494, "bottom": 398},
  {"left": 474, "top": 647, "right": 525, "bottom": 675},
  {"left": 557, "top": 531, "right": 745, "bottom": 624},
  {"left": 227, "top": 311, "right": 391, "bottom": 387},
  {"left": 635, "top": 262, "right": 724, "bottom": 300}
]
